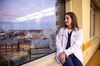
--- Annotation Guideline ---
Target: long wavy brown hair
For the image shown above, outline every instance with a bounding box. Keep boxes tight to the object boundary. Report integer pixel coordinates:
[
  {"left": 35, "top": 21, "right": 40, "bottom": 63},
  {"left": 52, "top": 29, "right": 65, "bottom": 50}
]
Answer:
[{"left": 64, "top": 12, "right": 79, "bottom": 30}]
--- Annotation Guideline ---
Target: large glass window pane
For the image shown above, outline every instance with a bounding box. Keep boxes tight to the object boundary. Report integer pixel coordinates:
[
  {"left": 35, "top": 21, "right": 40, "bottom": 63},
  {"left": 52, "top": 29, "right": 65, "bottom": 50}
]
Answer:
[{"left": 0, "top": 0, "right": 57, "bottom": 66}]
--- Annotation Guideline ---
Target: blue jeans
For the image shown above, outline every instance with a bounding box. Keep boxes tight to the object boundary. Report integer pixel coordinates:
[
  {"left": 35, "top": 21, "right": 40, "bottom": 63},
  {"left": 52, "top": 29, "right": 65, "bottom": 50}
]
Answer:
[{"left": 63, "top": 54, "right": 83, "bottom": 66}]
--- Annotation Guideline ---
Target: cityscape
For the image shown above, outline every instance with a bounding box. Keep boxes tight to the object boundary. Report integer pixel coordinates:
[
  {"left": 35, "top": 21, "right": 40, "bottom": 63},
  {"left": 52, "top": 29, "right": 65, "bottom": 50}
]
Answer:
[
  {"left": 0, "top": 0, "right": 56, "bottom": 66},
  {"left": 0, "top": 29, "right": 56, "bottom": 66}
]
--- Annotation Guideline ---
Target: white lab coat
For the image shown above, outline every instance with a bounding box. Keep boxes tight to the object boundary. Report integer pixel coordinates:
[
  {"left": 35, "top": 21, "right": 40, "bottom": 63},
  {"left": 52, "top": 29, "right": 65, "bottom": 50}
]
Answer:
[{"left": 56, "top": 27, "right": 83, "bottom": 64}]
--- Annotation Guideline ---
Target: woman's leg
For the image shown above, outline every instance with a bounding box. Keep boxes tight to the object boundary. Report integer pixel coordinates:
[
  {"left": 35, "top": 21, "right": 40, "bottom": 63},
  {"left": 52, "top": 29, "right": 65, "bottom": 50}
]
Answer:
[
  {"left": 72, "top": 54, "right": 83, "bottom": 66},
  {"left": 63, "top": 56, "right": 74, "bottom": 66}
]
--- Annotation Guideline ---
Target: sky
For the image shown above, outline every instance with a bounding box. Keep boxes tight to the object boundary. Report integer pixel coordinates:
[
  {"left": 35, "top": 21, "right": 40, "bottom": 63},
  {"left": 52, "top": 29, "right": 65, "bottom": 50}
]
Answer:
[{"left": 0, "top": 0, "right": 56, "bottom": 30}]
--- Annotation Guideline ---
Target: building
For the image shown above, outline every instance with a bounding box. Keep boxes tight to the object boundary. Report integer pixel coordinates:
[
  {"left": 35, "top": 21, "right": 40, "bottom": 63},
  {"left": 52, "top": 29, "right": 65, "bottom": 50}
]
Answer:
[
  {"left": 25, "top": 30, "right": 43, "bottom": 39},
  {"left": 18, "top": 39, "right": 30, "bottom": 51},
  {"left": 0, "top": 39, "right": 18, "bottom": 55},
  {"left": 0, "top": 39, "right": 30, "bottom": 56}
]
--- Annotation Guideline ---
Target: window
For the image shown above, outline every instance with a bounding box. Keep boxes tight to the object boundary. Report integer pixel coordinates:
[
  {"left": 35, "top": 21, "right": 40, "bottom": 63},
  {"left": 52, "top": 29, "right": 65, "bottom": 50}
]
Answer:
[
  {"left": 7, "top": 46, "right": 11, "bottom": 48},
  {"left": 0, "top": 0, "right": 59, "bottom": 66},
  {"left": 13, "top": 46, "right": 17, "bottom": 48},
  {"left": 7, "top": 49, "right": 11, "bottom": 51},
  {"left": 3, "top": 46, "right": 5, "bottom": 48}
]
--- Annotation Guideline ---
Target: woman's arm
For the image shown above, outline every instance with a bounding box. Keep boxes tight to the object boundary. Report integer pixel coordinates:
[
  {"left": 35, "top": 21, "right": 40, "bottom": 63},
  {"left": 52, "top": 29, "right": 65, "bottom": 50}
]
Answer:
[
  {"left": 56, "top": 28, "right": 65, "bottom": 63},
  {"left": 56, "top": 28, "right": 64, "bottom": 54}
]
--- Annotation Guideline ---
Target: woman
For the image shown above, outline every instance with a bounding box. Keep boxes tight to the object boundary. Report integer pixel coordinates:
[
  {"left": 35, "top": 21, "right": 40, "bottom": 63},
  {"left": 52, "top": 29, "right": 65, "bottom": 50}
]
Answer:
[{"left": 56, "top": 12, "right": 83, "bottom": 66}]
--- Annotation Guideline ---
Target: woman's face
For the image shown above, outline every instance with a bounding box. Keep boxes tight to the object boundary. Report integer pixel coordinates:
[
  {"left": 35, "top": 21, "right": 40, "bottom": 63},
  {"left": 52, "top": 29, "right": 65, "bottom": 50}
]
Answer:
[{"left": 65, "top": 14, "right": 72, "bottom": 27}]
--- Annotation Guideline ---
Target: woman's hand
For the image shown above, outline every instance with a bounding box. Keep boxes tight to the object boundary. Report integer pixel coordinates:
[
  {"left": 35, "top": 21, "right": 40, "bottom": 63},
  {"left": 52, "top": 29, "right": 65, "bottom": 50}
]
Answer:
[{"left": 59, "top": 51, "right": 67, "bottom": 64}]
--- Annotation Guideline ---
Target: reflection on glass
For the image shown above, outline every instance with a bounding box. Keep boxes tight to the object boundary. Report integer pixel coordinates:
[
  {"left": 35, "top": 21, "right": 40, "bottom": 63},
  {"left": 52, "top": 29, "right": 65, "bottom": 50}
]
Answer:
[{"left": 0, "top": 0, "right": 56, "bottom": 66}]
